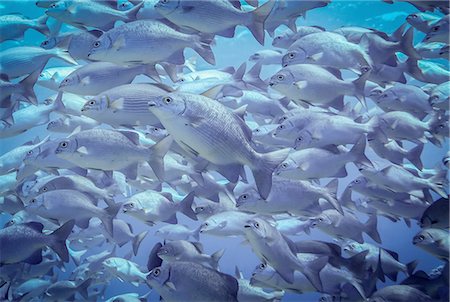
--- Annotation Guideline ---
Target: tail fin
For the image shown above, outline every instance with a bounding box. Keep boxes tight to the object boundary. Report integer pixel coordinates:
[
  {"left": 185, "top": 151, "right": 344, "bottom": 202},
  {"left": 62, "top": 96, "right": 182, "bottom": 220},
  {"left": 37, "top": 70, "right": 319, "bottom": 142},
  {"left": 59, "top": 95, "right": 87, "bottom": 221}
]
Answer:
[
  {"left": 244, "top": 61, "right": 266, "bottom": 90},
  {"left": 364, "top": 215, "right": 381, "bottom": 243},
  {"left": 352, "top": 70, "right": 370, "bottom": 109},
  {"left": 428, "top": 169, "right": 448, "bottom": 198},
  {"left": 54, "top": 49, "right": 77, "bottom": 65},
  {"left": 194, "top": 34, "right": 216, "bottom": 65},
  {"left": 350, "top": 136, "right": 373, "bottom": 168},
  {"left": 179, "top": 192, "right": 197, "bottom": 220},
  {"left": 406, "top": 260, "right": 418, "bottom": 276},
  {"left": 53, "top": 90, "right": 66, "bottom": 112},
  {"left": 142, "top": 64, "right": 161, "bottom": 82},
  {"left": 406, "top": 144, "right": 424, "bottom": 170},
  {"left": 76, "top": 278, "right": 92, "bottom": 300},
  {"left": 124, "top": 1, "right": 143, "bottom": 20},
  {"left": 252, "top": 148, "right": 290, "bottom": 199},
  {"left": 390, "top": 22, "right": 406, "bottom": 42},
  {"left": 324, "top": 179, "right": 343, "bottom": 214},
  {"left": 50, "top": 219, "right": 75, "bottom": 263},
  {"left": 148, "top": 135, "right": 173, "bottom": 181},
  {"left": 210, "top": 249, "right": 225, "bottom": 270},
  {"left": 18, "top": 68, "right": 41, "bottom": 105},
  {"left": 34, "top": 15, "right": 50, "bottom": 36},
  {"left": 102, "top": 203, "right": 122, "bottom": 237},
  {"left": 247, "top": 0, "right": 275, "bottom": 45},
  {"left": 299, "top": 256, "right": 327, "bottom": 292},
  {"left": 400, "top": 27, "right": 421, "bottom": 60},
  {"left": 132, "top": 231, "right": 148, "bottom": 256},
  {"left": 405, "top": 58, "right": 423, "bottom": 79}
]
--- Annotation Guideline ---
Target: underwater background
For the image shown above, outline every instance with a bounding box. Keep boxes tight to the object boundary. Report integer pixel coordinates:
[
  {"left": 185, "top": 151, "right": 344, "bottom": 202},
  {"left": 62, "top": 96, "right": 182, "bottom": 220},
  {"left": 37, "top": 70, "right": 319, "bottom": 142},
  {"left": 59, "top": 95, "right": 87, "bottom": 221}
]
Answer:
[{"left": 0, "top": 0, "right": 448, "bottom": 301}]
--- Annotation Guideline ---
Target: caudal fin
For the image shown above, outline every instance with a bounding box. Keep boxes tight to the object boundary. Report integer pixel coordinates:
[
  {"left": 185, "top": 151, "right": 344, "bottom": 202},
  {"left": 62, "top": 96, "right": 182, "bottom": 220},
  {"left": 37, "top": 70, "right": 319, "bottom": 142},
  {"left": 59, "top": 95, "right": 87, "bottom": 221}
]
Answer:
[
  {"left": 50, "top": 219, "right": 75, "bottom": 263},
  {"left": 400, "top": 27, "right": 421, "bottom": 60},
  {"left": 101, "top": 203, "right": 122, "bottom": 237},
  {"left": 352, "top": 70, "right": 371, "bottom": 109},
  {"left": 179, "top": 191, "right": 197, "bottom": 221},
  {"left": 406, "top": 144, "right": 424, "bottom": 170},
  {"left": 324, "top": 179, "right": 343, "bottom": 214},
  {"left": 76, "top": 278, "right": 92, "bottom": 300},
  {"left": 54, "top": 49, "right": 77, "bottom": 65},
  {"left": 350, "top": 136, "right": 373, "bottom": 168},
  {"left": 211, "top": 249, "right": 225, "bottom": 270},
  {"left": 18, "top": 67, "right": 42, "bottom": 105},
  {"left": 299, "top": 256, "right": 327, "bottom": 292},
  {"left": 148, "top": 135, "right": 173, "bottom": 181},
  {"left": 428, "top": 169, "right": 448, "bottom": 198},
  {"left": 194, "top": 34, "right": 216, "bottom": 65},
  {"left": 365, "top": 215, "right": 382, "bottom": 243},
  {"left": 124, "top": 1, "right": 143, "bottom": 20},
  {"left": 34, "top": 15, "right": 50, "bottom": 36},
  {"left": 247, "top": 0, "right": 275, "bottom": 45},
  {"left": 252, "top": 148, "right": 290, "bottom": 199},
  {"left": 132, "top": 231, "right": 148, "bottom": 256}
]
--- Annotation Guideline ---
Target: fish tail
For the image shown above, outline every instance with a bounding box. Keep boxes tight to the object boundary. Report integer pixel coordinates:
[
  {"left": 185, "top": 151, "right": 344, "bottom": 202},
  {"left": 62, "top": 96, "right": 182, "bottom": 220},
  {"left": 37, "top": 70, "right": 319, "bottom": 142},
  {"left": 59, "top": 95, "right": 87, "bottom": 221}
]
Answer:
[
  {"left": 244, "top": 61, "right": 266, "bottom": 90},
  {"left": 102, "top": 203, "right": 122, "bottom": 237},
  {"left": 428, "top": 168, "right": 448, "bottom": 198},
  {"left": 406, "top": 260, "right": 418, "bottom": 276},
  {"left": 124, "top": 1, "right": 143, "bottom": 21},
  {"left": 350, "top": 135, "right": 373, "bottom": 168},
  {"left": 54, "top": 48, "right": 77, "bottom": 65},
  {"left": 53, "top": 90, "right": 66, "bottom": 112},
  {"left": 324, "top": 178, "right": 344, "bottom": 214},
  {"left": 142, "top": 64, "right": 161, "bottom": 82},
  {"left": 179, "top": 191, "right": 197, "bottom": 221},
  {"left": 193, "top": 34, "right": 216, "bottom": 65},
  {"left": 132, "top": 230, "right": 148, "bottom": 256},
  {"left": 76, "top": 278, "right": 92, "bottom": 300},
  {"left": 365, "top": 215, "right": 382, "bottom": 243},
  {"left": 406, "top": 143, "right": 424, "bottom": 170},
  {"left": 247, "top": 0, "right": 275, "bottom": 45},
  {"left": 49, "top": 219, "right": 75, "bottom": 263},
  {"left": 400, "top": 27, "right": 421, "bottom": 59},
  {"left": 252, "top": 148, "right": 290, "bottom": 199},
  {"left": 389, "top": 22, "right": 406, "bottom": 42},
  {"left": 211, "top": 248, "right": 225, "bottom": 270},
  {"left": 148, "top": 135, "right": 173, "bottom": 181},
  {"left": 352, "top": 69, "right": 371, "bottom": 109},
  {"left": 34, "top": 15, "right": 50, "bottom": 36},
  {"left": 18, "top": 66, "right": 43, "bottom": 105},
  {"left": 299, "top": 256, "right": 327, "bottom": 292}
]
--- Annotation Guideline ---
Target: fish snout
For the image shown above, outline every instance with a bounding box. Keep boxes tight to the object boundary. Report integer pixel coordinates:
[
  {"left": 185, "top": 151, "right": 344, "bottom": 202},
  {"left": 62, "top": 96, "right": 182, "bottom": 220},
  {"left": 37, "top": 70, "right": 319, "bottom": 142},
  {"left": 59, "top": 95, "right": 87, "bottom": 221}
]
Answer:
[{"left": 148, "top": 101, "right": 158, "bottom": 108}]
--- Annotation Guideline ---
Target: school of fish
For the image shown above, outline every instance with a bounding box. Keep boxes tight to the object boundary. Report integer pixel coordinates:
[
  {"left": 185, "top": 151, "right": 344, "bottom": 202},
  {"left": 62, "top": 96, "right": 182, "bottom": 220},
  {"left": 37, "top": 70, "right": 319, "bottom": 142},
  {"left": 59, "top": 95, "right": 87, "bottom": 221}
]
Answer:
[{"left": 0, "top": 0, "right": 449, "bottom": 301}]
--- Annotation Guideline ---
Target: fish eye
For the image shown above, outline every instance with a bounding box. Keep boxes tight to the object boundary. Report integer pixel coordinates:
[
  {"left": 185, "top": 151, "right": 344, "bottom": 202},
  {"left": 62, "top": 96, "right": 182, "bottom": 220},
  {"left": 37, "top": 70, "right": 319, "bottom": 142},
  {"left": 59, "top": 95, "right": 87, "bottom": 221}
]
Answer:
[
  {"left": 241, "top": 194, "right": 248, "bottom": 200},
  {"left": 276, "top": 74, "right": 284, "bottom": 81},
  {"left": 42, "top": 187, "right": 48, "bottom": 192},
  {"left": 152, "top": 268, "right": 161, "bottom": 276},
  {"left": 296, "top": 136, "right": 303, "bottom": 142},
  {"left": 203, "top": 222, "right": 209, "bottom": 226},
  {"left": 281, "top": 163, "right": 288, "bottom": 168},
  {"left": 163, "top": 97, "right": 172, "bottom": 104},
  {"left": 42, "top": 41, "right": 49, "bottom": 45},
  {"left": 354, "top": 179, "right": 360, "bottom": 184},
  {"left": 318, "top": 218, "right": 324, "bottom": 222},
  {"left": 361, "top": 66, "right": 371, "bottom": 73},
  {"left": 275, "top": 36, "right": 281, "bottom": 40},
  {"left": 179, "top": 78, "right": 184, "bottom": 82},
  {"left": 431, "top": 26, "right": 440, "bottom": 32},
  {"left": 31, "top": 198, "right": 36, "bottom": 203},
  {"left": 254, "top": 222, "right": 260, "bottom": 228},
  {"left": 89, "top": 100, "right": 95, "bottom": 105},
  {"left": 410, "top": 14, "right": 417, "bottom": 18},
  {"left": 259, "top": 263, "right": 266, "bottom": 269},
  {"left": 278, "top": 124, "right": 285, "bottom": 129},
  {"left": 63, "top": 79, "right": 69, "bottom": 83},
  {"left": 254, "top": 128, "right": 260, "bottom": 132},
  {"left": 288, "top": 53, "right": 295, "bottom": 58},
  {"left": 50, "top": 3, "right": 56, "bottom": 8},
  {"left": 161, "top": 0, "right": 168, "bottom": 3},
  {"left": 27, "top": 150, "right": 33, "bottom": 155},
  {"left": 197, "top": 206, "right": 204, "bottom": 211},
  {"left": 93, "top": 41, "right": 101, "bottom": 48},
  {"left": 60, "top": 141, "right": 69, "bottom": 148}
]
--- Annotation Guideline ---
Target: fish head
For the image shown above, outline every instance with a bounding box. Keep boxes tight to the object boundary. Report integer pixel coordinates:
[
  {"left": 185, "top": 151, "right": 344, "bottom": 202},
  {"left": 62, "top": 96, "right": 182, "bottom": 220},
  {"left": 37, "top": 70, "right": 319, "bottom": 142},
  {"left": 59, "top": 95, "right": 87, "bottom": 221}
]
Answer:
[
  {"left": 40, "top": 37, "right": 58, "bottom": 49},
  {"left": 439, "top": 44, "right": 449, "bottom": 56},
  {"left": 157, "top": 243, "right": 178, "bottom": 261},
  {"left": 59, "top": 73, "right": 78, "bottom": 90},
  {"left": 310, "top": 213, "right": 332, "bottom": 228},
  {"left": 274, "top": 158, "right": 296, "bottom": 176},
  {"left": 147, "top": 265, "right": 170, "bottom": 289},
  {"left": 37, "top": 181, "right": 56, "bottom": 195},
  {"left": 424, "top": 24, "right": 444, "bottom": 42},
  {"left": 419, "top": 215, "right": 433, "bottom": 228},
  {"left": 145, "top": 126, "right": 168, "bottom": 141},
  {"left": 199, "top": 217, "right": 227, "bottom": 233},
  {"left": 154, "top": 0, "right": 180, "bottom": 15},
  {"left": 293, "top": 130, "right": 313, "bottom": 150},
  {"left": 368, "top": 87, "right": 384, "bottom": 99},
  {"left": 88, "top": 33, "right": 120, "bottom": 61},
  {"left": 236, "top": 189, "right": 260, "bottom": 209},
  {"left": 26, "top": 194, "right": 45, "bottom": 212},
  {"left": 348, "top": 176, "right": 368, "bottom": 189},
  {"left": 268, "top": 69, "right": 295, "bottom": 88},
  {"left": 243, "top": 217, "right": 271, "bottom": 239},
  {"left": 273, "top": 119, "right": 294, "bottom": 137},
  {"left": 54, "top": 137, "right": 78, "bottom": 158},
  {"left": 250, "top": 262, "right": 274, "bottom": 284},
  {"left": 375, "top": 89, "right": 396, "bottom": 104},
  {"left": 249, "top": 52, "right": 261, "bottom": 62},
  {"left": 117, "top": 0, "right": 133, "bottom": 11},
  {"left": 272, "top": 34, "right": 286, "bottom": 47},
  {"left": 122, "top": 199, "right": 142, "bottom": 214},
  {"left": 194, "top": 204, "right": 215, "bottom": 217},
  {"left": 47, "top": 118, "right": 63, "bottom": 131},
  {"left": 81, "top": 96, "right": 108, "bottom": 113},
  {"left": 23, "top": 145, "right": 42, "bottom": 164},
  {"left": 281, "top": 48, "right": 307, "bottom": 67},
  {"left": 413, "top": 230, "right": 435, "bottom": 246},
  {"left": 148, "top": 93, "right": 186, "bottom": 118},
  {"left": 342, "top": 240, "right": 363, "bottom": 255}
]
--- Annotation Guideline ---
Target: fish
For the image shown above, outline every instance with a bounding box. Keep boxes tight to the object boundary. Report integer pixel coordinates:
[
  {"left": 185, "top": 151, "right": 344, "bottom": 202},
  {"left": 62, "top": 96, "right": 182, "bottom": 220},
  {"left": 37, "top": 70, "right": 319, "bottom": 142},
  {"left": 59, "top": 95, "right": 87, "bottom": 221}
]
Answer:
[
  {"left": 154, "top": 0, "right": 275, "bottom": 45},
  {"left": 423, "top": 14, "right": 449, "bottom": 43},
  {"left": 155, "top": 224, "right": 200, "bottom": 241},
  {"left": 406, "top": 12, "right": 440, "bottom": 32},
  {"left": 88, "top": 20, "right": 215, "bottom": 67},
  {"left": 420, "top": 197, "right": 449, "bottom": 229},
  {"left": 37, "top": 66, "right": 79, "bottom": 91},
  {"left": 47, "top": 115, "right": 100, "bottom": 133},
  {"left": 54, "top": 128, "right": 172, "bottom": 180},
  {"left": 148, "top": 91, "right": 289, "bottom": 199},
  {"left": 0, "top": 46, "right": 76, "bottom": 79},
  {"left": 0, "top": 220, "right": 74, "bottom": 265},
  {"left": 413, "top": 228, "right": 449, "bottom": 260},
  {"left": 44, "top": 278, "right": 92, "bottom": 301},
  {"left": 147, "top": 261, "right": 239, "bottom": 301},
  {"left": 249, "top": 49, "right": 283, "bottom": 65},
  {"left": 272, "top": 26, "right": 324, "bottom": 49},
  {"left": 0, "top": 14, "right": 49, "bottom": 42},
  {"left": 157, "top": 240, "right": 224, "bottom": 269},
  {"left": 368, "top": 285, "right": 432, "bottom": 302},
  {"left": 122, "top": 191, "right": 197, "bottom": 225},
  {"left": 102, "top": 257, "right": 148, "bottom": 286},
  {"left": 234, "top": 266, "right": 285, "bottom": 302},
  {"left": 45, "top": 0, "right": 143, "bottom": 31},
  {"left": 26, "top": 189, "right": 120, "bottom": 235}
]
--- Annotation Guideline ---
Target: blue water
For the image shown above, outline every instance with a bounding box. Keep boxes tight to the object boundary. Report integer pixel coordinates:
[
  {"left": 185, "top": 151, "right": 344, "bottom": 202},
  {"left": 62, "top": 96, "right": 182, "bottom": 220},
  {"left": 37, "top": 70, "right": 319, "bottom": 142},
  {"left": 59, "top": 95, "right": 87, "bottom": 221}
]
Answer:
[{"left": 0, "top": 0, "right": 448, "bottom": 301}]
